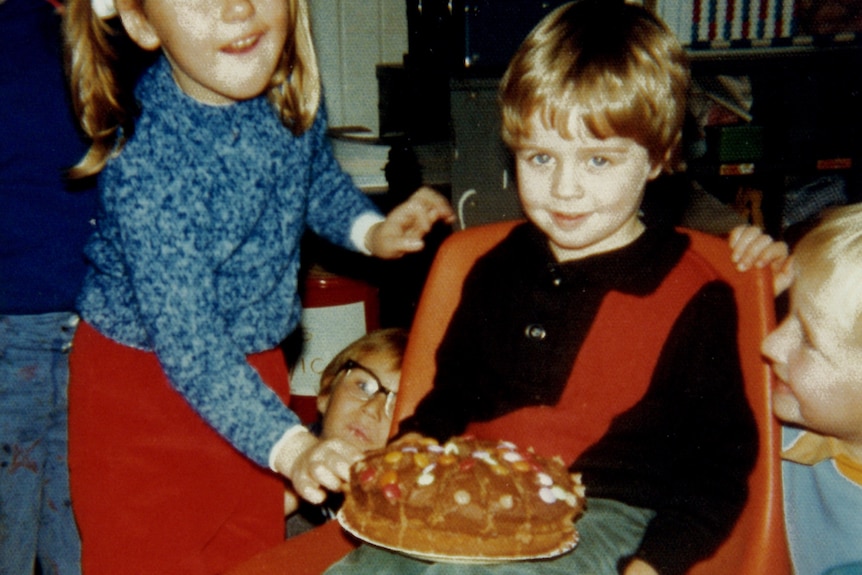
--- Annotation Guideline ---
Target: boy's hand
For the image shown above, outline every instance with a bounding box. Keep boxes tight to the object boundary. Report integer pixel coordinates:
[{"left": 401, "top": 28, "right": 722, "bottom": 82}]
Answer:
[
  {"left": 366, "top": 187, "right": 455, "bottom": 259},
  {"left": 273, "top": 431, "right": 363, "bottom": 504},
  {"left": 729, "top": 225, "right": 793, "bottom": 295},
  {"left": 622, "top": 559, "right": 659, "bottom": 575}
]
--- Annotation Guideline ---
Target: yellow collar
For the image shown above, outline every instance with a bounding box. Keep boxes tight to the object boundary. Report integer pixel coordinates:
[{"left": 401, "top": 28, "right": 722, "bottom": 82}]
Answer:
[{"left": 783, "top": 431, "right": 862, "bottom": 485}]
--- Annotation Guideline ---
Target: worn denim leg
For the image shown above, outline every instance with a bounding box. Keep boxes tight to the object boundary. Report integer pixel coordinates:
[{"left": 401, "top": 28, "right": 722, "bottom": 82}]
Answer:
[
  {"left": 0, "top": 314, "right": 81, "bottom": 575},
  {"left": 37, "top": 316, "right": 80, "bottom": 575}
]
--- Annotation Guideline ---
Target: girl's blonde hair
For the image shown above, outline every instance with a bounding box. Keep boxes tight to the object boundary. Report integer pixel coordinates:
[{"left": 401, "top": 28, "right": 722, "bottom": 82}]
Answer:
[
  {"left": 64, "top": 0, "right": 321, "bottom": 178},
  {"left": 499, "top": 0, "right": 690, "bottom": 173},
  {"left": 792, "top": 203, "right": 862, "bottom": 347}
]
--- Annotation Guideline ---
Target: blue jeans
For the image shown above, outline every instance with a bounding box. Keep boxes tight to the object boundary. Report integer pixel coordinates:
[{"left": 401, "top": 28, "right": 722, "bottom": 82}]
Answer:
[{"left": 0, "top": 313, "right": 81, "bottom": 575}]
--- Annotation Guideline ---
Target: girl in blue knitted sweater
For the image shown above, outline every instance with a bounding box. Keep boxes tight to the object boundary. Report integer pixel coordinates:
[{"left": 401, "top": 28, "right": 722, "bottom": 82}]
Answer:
[{"left": 62, "top": 0, "right": 453, "bottom": 572}]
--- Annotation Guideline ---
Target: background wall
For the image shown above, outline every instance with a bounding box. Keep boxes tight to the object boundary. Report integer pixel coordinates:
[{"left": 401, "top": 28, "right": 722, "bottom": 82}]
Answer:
[{"left": 309, "top": 0, "right": 408, "bottom": 135}]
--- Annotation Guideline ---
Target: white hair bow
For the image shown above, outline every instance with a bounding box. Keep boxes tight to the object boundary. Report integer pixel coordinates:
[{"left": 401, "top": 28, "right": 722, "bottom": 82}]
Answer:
[{"left": 91, "top": 0, "right": 117, "bottom": 19}]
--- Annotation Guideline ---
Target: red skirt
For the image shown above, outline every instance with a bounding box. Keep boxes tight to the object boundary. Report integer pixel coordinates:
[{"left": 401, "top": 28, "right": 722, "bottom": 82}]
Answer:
[{"left": 69, "top": 322, "right": 290, "bottom": 575}]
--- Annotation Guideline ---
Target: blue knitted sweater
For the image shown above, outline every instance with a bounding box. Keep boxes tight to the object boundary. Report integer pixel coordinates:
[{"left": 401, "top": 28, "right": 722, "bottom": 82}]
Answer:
[{"left": 78, "top": 56, "right": 381, "bottom": 466}]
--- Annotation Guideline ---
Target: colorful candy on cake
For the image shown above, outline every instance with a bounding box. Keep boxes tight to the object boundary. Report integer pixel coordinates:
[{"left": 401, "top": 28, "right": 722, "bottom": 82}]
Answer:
[{"left": 339, "top": 435, "right": 585, "bottom": 560}]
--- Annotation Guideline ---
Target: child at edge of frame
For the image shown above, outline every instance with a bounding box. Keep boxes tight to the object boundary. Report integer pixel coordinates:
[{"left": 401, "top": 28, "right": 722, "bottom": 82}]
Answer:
[
  {"left": 61, "top": 0, "right": 455, "bottom": 573},
  {"left": 324, "top": 1, "right": 758, "bottom": 574},
  {"left": 742, "top": 205, "right": 862, "bottom": 575}
]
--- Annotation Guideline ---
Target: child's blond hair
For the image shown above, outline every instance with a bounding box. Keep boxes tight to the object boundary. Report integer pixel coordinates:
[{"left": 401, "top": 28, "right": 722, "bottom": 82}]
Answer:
[
  {"left": 64, "top": 0, "right": 320, "bottom": 178},
  {"left": 499, "top": 0, "right": 689, "bottom": 173},
  {"left": 317, "top": 328, "right": 408, "bottom": 398},
  {"left": 792, "top": 203, "right": 862, "bottom": 347}
]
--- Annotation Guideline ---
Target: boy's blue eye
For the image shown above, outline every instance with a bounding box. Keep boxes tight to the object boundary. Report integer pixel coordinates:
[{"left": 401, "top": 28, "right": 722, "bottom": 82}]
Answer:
[
  {"left": 357, "top": 378, "right": 380, "bottom": 396},
  {"left": 589, "top": 156, "right": 609, "bottom": 168},
  {"left": 531, "top": 153, "right": 552, "bottom": 166}
]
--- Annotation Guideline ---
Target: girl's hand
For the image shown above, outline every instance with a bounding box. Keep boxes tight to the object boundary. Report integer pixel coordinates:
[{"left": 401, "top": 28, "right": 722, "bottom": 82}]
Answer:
[
  {"left": 729, "top": 225, "right": 793, "bottom": 295},
  {"left": 273, "top": 431, "right": 363, "bottom": 504},
  {"left": 284, "top": 488, "right": 299, "bottom": 516},
  {"left": 366, "top": 187, "right": 455, "bottom": 259}
]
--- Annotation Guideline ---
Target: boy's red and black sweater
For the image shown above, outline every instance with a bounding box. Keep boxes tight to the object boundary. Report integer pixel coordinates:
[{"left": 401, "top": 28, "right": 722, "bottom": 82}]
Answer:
[{"left": 399, "top": 222, "right": 758, "bottom": 575}]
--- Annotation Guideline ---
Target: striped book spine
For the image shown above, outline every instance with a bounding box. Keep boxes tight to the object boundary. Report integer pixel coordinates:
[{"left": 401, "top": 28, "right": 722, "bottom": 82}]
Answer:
[
  {"left": 656, "top": 0, "right": 798, "bottom": 48},
  {"left": 756, "top": 0, "right": 769, "bottom": 40},
  {"left": 723, "top": 0, "right": 735, "bottom": 41},
  {"left": 691, "top": 0, "right": 702, "bottom": 44},
  {"left": 740, "top": 0, "right": 751, "bottom": 40},
  {"left": 708, "top": 0, "right": 719, "bottom": 41}
]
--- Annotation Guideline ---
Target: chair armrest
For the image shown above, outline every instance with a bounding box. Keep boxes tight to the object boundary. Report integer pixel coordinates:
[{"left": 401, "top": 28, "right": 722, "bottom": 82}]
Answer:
[{"left": 224, "top": 520, "right": 358, "bottom": 575}]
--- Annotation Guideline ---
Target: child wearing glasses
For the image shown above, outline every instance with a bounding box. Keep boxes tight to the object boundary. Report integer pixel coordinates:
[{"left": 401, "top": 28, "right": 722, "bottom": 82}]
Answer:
[
  {"left": 286, "top": 328, "right": 406, "bottom": 537},
  {"left": 325, "top": 2, "right": 757, "bottom": 574}
]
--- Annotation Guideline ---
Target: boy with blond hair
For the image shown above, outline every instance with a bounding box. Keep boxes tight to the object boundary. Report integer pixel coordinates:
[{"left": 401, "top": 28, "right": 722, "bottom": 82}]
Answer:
[
  {"left": 326, "top": 2, "right": 756, "bottom": 574},
  {"left": 286, "top": 328, "right": 407, "bottom": 537},
  {"left": 760, "top": 204, "right": 862, "bottom": 575}
]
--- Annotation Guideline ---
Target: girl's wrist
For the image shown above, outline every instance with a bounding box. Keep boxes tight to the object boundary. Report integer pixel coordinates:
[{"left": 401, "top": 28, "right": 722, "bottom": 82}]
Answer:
[
  {"left": 364, "top": 222, "right": 383, "bottom": 256},
  {"left": 270, "top": 426, "right": 317, "bottom": 478},
  {"left": 351, "top": 212, "right": 384, "bottom": 255}
]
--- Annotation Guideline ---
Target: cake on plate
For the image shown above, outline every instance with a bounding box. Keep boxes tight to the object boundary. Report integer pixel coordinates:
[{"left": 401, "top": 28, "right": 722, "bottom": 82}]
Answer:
[{"left": 339, "top": 435, "right": 585, "bottom": 561}]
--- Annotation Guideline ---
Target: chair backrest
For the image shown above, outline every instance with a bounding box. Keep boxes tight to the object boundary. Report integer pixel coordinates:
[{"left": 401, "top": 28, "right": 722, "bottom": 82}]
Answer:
[{"left": 393, "top": 220, "right": 790, "bottom": 574}]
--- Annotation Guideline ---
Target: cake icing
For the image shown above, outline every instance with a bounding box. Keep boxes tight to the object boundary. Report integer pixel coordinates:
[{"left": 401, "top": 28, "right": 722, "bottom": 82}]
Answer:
[{"left": 340, "top": 436, "right": 585, "bottom": 559}]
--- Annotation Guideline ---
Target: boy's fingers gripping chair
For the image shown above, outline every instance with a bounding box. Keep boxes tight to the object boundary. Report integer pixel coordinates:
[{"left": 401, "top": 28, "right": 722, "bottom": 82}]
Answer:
[{"left": 226, "top": 221, "right": 789, "bottom": 575}]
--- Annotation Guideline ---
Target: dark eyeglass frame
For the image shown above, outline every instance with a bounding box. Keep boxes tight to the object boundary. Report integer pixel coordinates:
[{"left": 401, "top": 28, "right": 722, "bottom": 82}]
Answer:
[{"left": 338, "top": 359, "right": 398, "bottom": 417}]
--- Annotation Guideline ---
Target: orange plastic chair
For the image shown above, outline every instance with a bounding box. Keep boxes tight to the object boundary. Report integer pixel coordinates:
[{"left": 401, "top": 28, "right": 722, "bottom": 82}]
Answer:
[{"left": 226, "top": 220, "right": 789, "bottom": 575}]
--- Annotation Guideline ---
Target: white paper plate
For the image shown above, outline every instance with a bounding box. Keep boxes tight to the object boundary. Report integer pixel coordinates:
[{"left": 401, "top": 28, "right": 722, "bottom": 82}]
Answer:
[{"left": 337, "top": 510, "right": 579, "bottom": 564}]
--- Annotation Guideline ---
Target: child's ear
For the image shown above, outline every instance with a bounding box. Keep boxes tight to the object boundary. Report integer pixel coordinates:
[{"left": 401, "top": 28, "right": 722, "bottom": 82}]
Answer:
[
  {"left": 316, "top": 392, "right": 332, "bottom": 415},
  {"left": 115, "top": 0, "right": 161, "bottom": 51},
  {"left": 648, "top": 163, "right": 663, "bottom": 181}
]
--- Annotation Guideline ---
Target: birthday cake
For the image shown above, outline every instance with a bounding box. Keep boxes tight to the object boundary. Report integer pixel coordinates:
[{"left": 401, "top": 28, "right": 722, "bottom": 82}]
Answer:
[{"left": 339, "top": 436, "right": 585, "bottom": 561}]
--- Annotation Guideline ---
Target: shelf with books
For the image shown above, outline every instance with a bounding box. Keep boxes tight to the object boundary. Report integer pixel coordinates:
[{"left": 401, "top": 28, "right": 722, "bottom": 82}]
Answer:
[
  {"left": 677, "top": 22, "right": 861, "bottom": 235},
  {"left": 684, "top": 36, "right": 859, "bottom": 169},
  {"left": 648, "top": 0, "right": 862, "bottom": 53}
]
